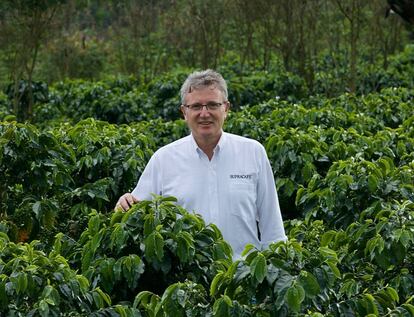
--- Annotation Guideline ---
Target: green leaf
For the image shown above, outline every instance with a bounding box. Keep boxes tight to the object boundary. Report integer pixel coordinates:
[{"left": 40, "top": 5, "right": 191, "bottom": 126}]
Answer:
[
  {"left": 88, "top": 213, "right": 101, "bottom": 235},
  {"left": 367, "top": 174, "right": 378, "bottom": 193},
  {"left": 402, "top": 304, "right": 414, "bottom": 315},
  {"left": 210, "top": 271, "right": 225, "bottom": 297},
  {"left": 399, "top": 230, "right": 411, "bottom": 248},
  {"left": 363, "top": 294, "right": 379, "bottom": 315},
  {"left": 302, "top": 162, "right": 315, "bottom": 182},
  {"left": 176, "top": 231, "right": 195, "bottom": 263},
  {"left": 377, "top": 157, "right": 391, "bottom": 175},
  {"left": 385, "top": 287, "right": 399, "bottom": 302},
  {"left": 39, "top": 299, "right": 50, "bottom": 317},
  {"left": 114, "top": 258, "right": 122, "bottom": 281},
  {"left": 285, "top": 283, "right": 305, "bottom": 313},
  {"left": 298, "top": 271, "right": 320, "bottom": 298},
  {"left": 110, "top": 223, "right": 128, "bottom": 249},
  {"left": 326, "top": 261, "right": 341, "bottom": 279},
  {"left": 213, "top": 241, "right": 232, "bottom": 260},
  {"left": 232, "top": 261, "right": 250, "bottom": 284},
  {"left": 76, "top": 275, "right": 90, "bottom": 294},
  {"left": 14, "top": 272, "right": 28, "bottom": 294},
  {"left": 265, "top": 263, "right": 280, "bottom": 285},
  {"left": 92, "top": 289, "right": 104, "bottom": 308},
  {"left": 295, "top": 187, "right": 306, "bottom": 206},
  {"left": 250, "top": 253, "right": 266, "bottom": 284},
  {"left": 320, "top": 230, "right": 337, "bottom": 247},
  {"left": 319, "top": 247, "right": 338, "bottom": 262},
  {"left": 0, "top": 280, "right": 9, "bottom": 308},
  {"left": 115, "top": 305, "right": 127, "bottom": 317},
  {"left": 274, "top": 270, "right": 294, "bottom": 310},
  {"left": 41, "top": 285, "right": 60, "bottom": 306},
  {"left": 161, "top": 284, "right": 184, "bottom": 317},
  {"left": 110, "top": 211, "right": 124, "bottom": 226},
  {"left": 340, "top": 279, "right": 359, "bottom": 299},
  {"left": 144, "top": 231, "right": 164, "bottom": 261},
  {"left": 365, "top": 234, "right": 384, "bottom": 260},
  {"left": 95, "top": 287, "right": 112, "bottom": 306},
  {"left": 241, "top": 243, "right": 255, "bottom": 257},
  {"left": 213, "top": 295, "right": 232, "bottom": 317},
  {"left": 53, "top": 232, "right": 63, "bottom": 254},
  {"left": 120, "top": 255, "right": 144, "bottom": 289},
  {"left": 133, "top": 291, "right": 157, "bottom": 309},
  {"left": 144, "top": 214, "right": 156, "bottom": 236},
  {"left": 160, "top": 196, "right": 178, "bottom": 203}
]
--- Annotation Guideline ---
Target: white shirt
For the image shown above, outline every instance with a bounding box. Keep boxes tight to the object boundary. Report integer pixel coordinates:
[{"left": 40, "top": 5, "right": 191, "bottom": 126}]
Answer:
[{"left": 132, "top": 132, "right": 286, "bottom": 258}]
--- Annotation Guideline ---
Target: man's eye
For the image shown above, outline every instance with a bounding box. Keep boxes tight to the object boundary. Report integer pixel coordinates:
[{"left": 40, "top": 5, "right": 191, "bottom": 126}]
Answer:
[
  {"left": 190, "top": 104, "right": 203, "bottom": 110},
  {"left": 207, "top": 102, "right": 220, "bottom": 109}
]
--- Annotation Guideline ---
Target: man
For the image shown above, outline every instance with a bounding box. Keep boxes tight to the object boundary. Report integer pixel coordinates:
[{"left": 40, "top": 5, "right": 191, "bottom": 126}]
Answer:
[{"left": 115, "top": 69, "right": 286, "bottom": 258}]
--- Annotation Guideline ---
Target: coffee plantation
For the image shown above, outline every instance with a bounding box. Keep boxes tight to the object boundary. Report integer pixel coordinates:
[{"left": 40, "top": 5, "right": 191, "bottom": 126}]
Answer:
[{"left": 1, "top": 49, "right": 414, "bottom": 316}]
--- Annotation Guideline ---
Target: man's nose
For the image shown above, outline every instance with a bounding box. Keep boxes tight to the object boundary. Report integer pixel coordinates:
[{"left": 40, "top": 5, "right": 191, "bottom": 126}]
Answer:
[{"left": 199, "top": 106, "right": 211, "bottom": 115}]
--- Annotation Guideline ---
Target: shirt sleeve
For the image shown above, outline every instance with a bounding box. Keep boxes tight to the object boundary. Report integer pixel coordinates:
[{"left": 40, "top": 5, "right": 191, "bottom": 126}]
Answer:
[
  {"left": 131, "top": 151, "right": 162, "bottom": 200},
  {"left": 256, "top": 144, "right": 287, "bottom": 248}
]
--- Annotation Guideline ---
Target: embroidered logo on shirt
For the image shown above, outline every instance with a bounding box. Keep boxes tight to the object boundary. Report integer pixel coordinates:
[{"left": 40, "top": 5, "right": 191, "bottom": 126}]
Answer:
[{"left": 230, "top": 174, "right": 252, "bottom": 179}]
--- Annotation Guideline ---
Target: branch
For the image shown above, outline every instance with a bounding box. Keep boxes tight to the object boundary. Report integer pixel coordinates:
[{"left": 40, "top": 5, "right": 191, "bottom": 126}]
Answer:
[{"left": 334, "top": 0, "right": 353, "bottom": 21}]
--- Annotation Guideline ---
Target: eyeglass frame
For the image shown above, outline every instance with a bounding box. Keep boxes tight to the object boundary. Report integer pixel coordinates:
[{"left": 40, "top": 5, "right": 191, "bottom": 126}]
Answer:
[{"left": 181, "top": 101, "right": 229, "bottom": 112}]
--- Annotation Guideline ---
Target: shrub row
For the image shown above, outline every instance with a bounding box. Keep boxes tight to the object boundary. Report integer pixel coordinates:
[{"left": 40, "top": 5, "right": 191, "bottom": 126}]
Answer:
[
  {"left": 2, "top": 199, "right": 414, "bottom": 316},
  {"left": 1, "top": 68, "right": 414, "bottom": 315},
  {"left": 0, "top": 119, "right": 153, "bottom": 243}
]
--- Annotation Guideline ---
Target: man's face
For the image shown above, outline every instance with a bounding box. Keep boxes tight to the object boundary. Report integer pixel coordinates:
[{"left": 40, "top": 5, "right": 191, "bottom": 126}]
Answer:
[{"left": 181, "top": 86, "right": 229, "bottom": 142}]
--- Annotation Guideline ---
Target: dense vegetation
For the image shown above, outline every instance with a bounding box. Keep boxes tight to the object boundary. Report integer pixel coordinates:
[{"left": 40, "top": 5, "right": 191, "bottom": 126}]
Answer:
[
  {"left": 0, "top": 0, "right": 412, "bottom": 114},
  {"left": 1, "top": 1, "right": 414, "bottom": 313},
  {"left": 1, "top": 41, "right": 414, "bottom": 315}
]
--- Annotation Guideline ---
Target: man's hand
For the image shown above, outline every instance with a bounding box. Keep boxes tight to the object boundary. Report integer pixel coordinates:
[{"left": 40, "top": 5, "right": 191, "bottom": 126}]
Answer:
[{"left": 115, "top": 193, "right": 138, "bottom": 211}]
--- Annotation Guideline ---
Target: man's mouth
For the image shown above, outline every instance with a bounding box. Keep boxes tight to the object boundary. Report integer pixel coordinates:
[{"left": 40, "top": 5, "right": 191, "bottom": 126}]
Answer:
[{"left": 198, "top": 121, "right": 213, "bottom": 126}]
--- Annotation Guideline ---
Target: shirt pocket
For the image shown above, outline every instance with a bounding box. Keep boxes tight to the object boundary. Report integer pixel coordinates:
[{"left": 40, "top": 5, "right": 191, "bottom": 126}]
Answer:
[{"left": 229, "top": 182, "right": 256, "bottom": 221}]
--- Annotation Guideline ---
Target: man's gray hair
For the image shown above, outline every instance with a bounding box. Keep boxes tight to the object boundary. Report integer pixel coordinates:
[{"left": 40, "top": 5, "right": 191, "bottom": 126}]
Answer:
[{"left": 180, "top": 69, "right": 228, "bottom": 104}]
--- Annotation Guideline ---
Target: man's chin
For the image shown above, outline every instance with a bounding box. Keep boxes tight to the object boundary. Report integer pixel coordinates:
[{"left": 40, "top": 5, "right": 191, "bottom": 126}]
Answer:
[
  {"left": 196, "top": 125, "right": 213, "bottom": 134},
  {"left": 193, "top": 129, "right": 222, "bottom": 140}
]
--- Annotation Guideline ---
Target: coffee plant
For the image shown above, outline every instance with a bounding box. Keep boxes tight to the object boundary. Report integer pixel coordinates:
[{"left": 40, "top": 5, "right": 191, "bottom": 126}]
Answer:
[{"left": 1, "top": 51, "right": 414, "bottom": 315}]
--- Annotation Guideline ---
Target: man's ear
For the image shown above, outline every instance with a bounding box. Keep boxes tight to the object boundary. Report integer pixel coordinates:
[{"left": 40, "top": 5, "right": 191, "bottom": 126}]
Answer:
[
  {"left": 180, "top": 105, "right": 187, "bottom": 119},
  {"left": 225, "top": 101, "right": 231, "bottom": 112}
]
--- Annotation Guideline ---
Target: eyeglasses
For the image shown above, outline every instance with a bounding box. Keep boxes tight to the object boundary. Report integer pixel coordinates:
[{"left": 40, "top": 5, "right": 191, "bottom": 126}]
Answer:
[{"left": 183, "top": 102, "right": 225, "bottom": 112}]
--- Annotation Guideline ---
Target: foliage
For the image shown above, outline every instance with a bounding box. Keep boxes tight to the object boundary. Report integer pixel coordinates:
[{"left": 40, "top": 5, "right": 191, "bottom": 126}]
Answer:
[
  {"left": 75, "top": 196, "right": 232, "bottom": 303},
  {"left": 26, "top": 68, "right": 307, "bottom": 124},
  {"left": 226, "top": 70, "right": 307, "bottom": 108},
  {"left": 0, "top": 0, "right": 67, "bottom": 121},
  {"left": 5, "top": 80, "right": 49, "bottom": 121},
  {"left": 3, "top": 43, "right": 414, "bottom": 124},
  {"left": 296, "top": 156, "right": 414, "bottom": 227},
  {"left": 0, "top": 91, "right": 11, "bottom": 120},
  {"left": 145, "top": 69, "right": 189, "bottom": 121},
  {"left": 40, "top": 33, "right": 108, "bottom": 82},
  {"left": 1, "top": 56, "right": 414, "bottom": 315},
  {"left": 0, "top": 232, "right": 119, "bottom": 316},
  {"left": 1, "top": 0, "right": 411, "bottom": 92},
  {"left": 36, "top": 79, "right": 150, "bottom": 124},
  {"left": 0, "top": 119, "right": 153, "bottom": 242}
]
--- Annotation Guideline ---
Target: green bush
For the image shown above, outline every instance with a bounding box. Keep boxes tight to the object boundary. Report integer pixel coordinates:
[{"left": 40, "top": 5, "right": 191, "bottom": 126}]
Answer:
[
  {"left": 39, "top": 80, "right": 151, "bottom": 124},
  {"left": 0, "top": 119, "right": 153, "bottom": 243},
  {"left": 75, "top": 196, "right": 232, "bottom": 304},
  {"left": 0, "top": 233, "right": 115, "bottom": 316},
  {"left": 1, "top": 64, "right": 414, "bottom": 316}
]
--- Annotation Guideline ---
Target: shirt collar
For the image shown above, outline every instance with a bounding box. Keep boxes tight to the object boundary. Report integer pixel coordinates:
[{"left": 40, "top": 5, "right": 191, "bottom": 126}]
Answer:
[
  {"left": 190, "top": 131, "right": 227, "bottom": 156},
  {"left": 216, "top": 131, "right": 227, "bottom": 151}
]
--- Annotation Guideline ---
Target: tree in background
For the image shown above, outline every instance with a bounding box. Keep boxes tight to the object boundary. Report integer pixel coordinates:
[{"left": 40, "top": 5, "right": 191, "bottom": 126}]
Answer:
[
  {"left": 333, "top": 0, "right": 367, "bottom": 93},
  {"left": 109, "top": 0, "right": 166, "bottom": 81},
  {"left": 0, "top": 0, "right": 410, "bottom": 97},
  {"left": 0, "top": 0, "right": 66, "bottom": 121},
  {"left": 368, "top": 0, "right": 405, "bottom": 69}
]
